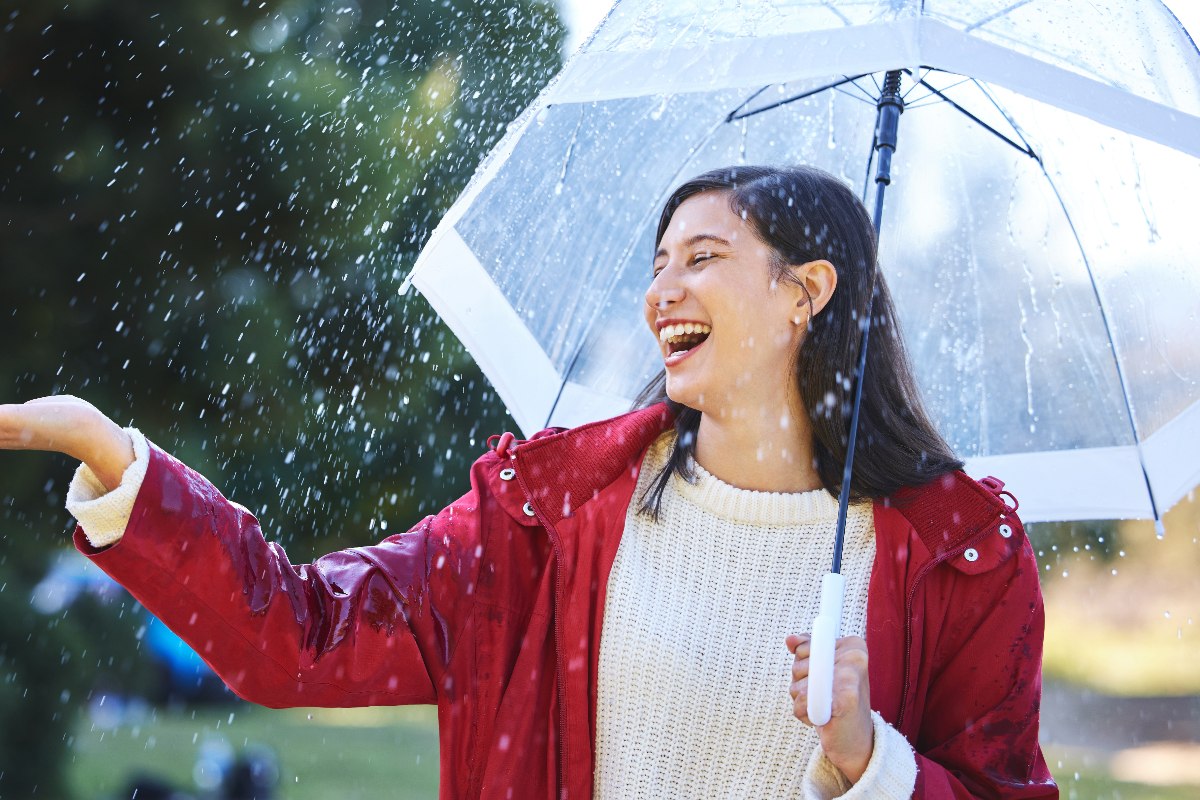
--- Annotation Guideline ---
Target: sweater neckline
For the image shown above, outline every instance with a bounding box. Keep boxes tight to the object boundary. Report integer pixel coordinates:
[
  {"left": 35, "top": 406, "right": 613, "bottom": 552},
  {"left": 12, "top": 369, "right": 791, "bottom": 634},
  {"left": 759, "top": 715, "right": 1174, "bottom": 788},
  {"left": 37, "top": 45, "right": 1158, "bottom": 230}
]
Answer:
[{"left": 669, "top": 455, "right": 842, "bottom": 526}]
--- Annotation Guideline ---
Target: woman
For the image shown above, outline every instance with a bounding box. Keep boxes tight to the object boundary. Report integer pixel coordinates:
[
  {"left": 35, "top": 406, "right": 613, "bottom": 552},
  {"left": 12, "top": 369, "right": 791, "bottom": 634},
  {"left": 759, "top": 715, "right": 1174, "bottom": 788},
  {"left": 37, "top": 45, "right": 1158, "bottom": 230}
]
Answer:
[{"left": 0, "top": 165, "right": 1056, "bottom": 799}]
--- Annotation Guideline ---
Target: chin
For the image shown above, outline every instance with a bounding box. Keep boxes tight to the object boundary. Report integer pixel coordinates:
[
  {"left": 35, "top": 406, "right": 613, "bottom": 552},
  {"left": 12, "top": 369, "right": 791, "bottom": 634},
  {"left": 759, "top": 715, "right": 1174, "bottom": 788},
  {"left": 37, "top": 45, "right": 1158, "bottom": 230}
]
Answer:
[{"left": 663, "top": 376, "right": 706, "bottom": 414}]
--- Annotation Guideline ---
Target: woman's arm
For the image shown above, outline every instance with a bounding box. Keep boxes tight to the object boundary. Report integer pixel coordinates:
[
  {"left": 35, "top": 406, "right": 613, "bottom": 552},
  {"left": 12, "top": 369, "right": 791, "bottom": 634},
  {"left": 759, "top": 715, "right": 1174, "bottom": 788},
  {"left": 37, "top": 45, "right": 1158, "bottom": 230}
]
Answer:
[
  {"left": 2, "top": 396, "right": 477, "bottom": 709},
  {"left": 0, "top": 396, "right": 135, "bottom": 490}
]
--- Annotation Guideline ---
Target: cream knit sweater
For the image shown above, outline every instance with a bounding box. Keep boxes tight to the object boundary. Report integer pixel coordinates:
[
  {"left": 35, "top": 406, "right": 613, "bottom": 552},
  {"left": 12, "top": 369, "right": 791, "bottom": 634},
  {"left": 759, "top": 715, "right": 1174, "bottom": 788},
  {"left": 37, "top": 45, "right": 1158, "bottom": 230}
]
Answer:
[
  {"left": 67, "top": 429, "right": 917, "bottom": 799},
  {"left": 593, "top": 434, "right": 915, "bottom": 799}
]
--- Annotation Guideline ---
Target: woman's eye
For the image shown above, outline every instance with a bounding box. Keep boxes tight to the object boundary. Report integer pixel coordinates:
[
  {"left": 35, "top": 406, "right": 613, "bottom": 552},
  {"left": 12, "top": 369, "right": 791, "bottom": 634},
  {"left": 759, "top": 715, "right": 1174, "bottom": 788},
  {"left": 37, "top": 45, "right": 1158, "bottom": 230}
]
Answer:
[{"left": 651, "top": 253, "right": 712, "bottom": 277}]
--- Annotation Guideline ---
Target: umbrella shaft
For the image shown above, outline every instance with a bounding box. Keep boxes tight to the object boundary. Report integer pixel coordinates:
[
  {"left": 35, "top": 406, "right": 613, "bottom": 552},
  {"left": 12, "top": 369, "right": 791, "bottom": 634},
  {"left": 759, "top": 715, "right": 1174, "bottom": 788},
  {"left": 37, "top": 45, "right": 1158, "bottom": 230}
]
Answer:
[
  {"left": 833, "top": 70, "right": 905, "bottom": 576},
  {"left": 874, "top": 71, "right": 904, "bottom": 187}
]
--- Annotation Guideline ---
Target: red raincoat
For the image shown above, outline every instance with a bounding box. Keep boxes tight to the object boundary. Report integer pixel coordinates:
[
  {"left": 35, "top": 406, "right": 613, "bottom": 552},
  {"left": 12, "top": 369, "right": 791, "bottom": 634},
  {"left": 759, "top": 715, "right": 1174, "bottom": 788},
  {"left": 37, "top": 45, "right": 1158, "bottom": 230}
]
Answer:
[{"left": 76, "top": 404, "right": 1057, "bottom": 799}]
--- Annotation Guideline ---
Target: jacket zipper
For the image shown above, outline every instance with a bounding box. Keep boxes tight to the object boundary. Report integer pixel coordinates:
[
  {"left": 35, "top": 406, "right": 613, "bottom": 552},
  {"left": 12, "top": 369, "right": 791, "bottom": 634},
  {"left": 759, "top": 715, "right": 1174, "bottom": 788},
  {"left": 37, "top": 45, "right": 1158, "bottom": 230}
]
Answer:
[
  {"left": 513, "top": 457, "right": 570, "bottom": 800},
  {"left": 897, "top": 559, "right": 937, "bottom": 731},
  {"left": 550, "top": 528, "right": 569, "bottom": 799}
]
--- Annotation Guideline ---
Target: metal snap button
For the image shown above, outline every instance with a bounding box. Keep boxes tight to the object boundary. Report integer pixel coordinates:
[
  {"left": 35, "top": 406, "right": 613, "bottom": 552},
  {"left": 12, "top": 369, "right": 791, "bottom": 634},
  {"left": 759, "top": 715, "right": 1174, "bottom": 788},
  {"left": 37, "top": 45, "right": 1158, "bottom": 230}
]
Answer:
[
  {"left": 522, "top": 501, "right": 535, "bottom": 517},
  {"left": 964, "top": 548, "right": 979, "bottom": 562},
  {"left": 998, "top": 523, "right": 1013, "bottom": 539},
  {"left": 500, "top": 468, "right": 516, "bottom": 481}
]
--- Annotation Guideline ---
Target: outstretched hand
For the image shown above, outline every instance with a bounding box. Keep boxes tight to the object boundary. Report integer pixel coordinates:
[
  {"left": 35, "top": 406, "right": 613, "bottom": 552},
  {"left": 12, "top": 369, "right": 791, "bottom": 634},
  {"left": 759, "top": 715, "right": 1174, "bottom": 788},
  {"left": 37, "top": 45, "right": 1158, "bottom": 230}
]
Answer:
[
  {"left": 0, "top": 396, "right": 133, "bottom": 491},
  {"left": 786, "top": 632, "right": 875, "bottom": 784}
]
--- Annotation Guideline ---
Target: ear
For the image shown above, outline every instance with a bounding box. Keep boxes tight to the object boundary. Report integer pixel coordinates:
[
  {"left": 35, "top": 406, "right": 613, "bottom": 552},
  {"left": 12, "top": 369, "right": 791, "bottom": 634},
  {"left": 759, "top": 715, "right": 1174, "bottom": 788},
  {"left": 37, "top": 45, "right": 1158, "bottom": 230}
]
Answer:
[{"left": 788, "top": 259, "right": 838, "bottom": 323}]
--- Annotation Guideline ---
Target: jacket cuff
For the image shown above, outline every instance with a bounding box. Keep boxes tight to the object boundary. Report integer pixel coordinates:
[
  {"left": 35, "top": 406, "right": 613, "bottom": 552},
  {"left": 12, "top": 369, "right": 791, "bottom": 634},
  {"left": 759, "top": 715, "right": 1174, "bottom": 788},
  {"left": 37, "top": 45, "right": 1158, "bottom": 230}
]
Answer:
[
  {"left": 66, "top": 427, "right": 150, "bottom": 549},
  {"left": 802, "top": 711, "right": 917, "bottom": 799}
]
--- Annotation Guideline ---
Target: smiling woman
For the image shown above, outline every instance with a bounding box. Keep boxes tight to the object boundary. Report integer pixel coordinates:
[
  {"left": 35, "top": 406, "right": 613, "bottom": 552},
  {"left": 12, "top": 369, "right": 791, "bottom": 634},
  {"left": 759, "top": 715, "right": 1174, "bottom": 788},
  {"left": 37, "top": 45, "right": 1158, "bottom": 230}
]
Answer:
[
  {"left": 0, "top": 164, "right": 1057, "bottom": 800},
  {"left": 636, "top": 166, "right": 963, "bottom": 515}
]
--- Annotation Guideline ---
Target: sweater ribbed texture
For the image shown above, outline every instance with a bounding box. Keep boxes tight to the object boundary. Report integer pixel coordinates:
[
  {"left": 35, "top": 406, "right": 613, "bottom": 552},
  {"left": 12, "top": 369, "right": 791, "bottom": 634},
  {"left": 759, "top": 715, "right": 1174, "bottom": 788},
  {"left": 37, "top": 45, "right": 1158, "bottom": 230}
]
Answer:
[
  {"left": 66, "top": 428, "right": 149, "bottom": 548},
  {"left": 594, "top": 433, "right": 913, "bottom": 799}
]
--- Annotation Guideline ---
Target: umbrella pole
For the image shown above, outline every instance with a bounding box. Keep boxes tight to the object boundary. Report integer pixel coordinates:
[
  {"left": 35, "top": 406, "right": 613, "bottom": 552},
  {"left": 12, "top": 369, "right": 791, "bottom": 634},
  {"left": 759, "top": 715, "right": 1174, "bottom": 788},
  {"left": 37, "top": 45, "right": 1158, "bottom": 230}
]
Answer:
[
  {"left": 808, "top": 70, "right": 903, "bottom": 727},
  {"left": 833, "top": 69, "right": 904, "bottom": 573}
]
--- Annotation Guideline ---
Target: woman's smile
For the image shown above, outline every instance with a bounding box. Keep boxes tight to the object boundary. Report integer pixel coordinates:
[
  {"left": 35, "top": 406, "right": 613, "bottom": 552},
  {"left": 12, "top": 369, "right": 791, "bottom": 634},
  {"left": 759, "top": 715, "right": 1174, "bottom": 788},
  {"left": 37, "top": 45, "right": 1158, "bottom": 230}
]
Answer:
[{"left": 658, "top": 319, "right": 712, "bottom": 366}]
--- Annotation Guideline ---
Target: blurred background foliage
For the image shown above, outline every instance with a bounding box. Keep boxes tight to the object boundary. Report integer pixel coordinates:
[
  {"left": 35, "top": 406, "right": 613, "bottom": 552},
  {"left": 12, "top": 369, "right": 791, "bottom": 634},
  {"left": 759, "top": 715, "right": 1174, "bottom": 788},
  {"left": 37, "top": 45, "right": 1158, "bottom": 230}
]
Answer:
[{"left": 1, "top": 0, "right": 562, "bottom": 794}]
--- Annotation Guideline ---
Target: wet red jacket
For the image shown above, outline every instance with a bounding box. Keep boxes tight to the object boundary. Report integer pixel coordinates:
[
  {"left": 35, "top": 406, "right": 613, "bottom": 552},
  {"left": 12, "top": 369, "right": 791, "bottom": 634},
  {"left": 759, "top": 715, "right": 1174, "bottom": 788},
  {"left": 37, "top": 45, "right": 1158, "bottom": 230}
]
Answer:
[{"left": 77, "top": 404, "right": 1057, "bottom": 799}]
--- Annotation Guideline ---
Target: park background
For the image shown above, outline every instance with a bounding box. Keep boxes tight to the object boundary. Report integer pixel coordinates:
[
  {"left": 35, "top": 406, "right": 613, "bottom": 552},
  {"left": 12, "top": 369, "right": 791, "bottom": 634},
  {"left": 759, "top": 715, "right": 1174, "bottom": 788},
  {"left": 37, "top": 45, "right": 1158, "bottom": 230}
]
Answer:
[{"left": 1, "top": 0, "right": 1198, "bottom": 797}]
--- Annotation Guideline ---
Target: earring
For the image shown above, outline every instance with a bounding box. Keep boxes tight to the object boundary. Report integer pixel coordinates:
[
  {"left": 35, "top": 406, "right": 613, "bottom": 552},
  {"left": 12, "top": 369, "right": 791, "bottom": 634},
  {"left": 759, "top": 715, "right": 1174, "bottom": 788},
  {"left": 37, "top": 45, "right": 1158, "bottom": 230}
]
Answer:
[{"left": 794, "top": 286, "right": 816, "bottom": 329}]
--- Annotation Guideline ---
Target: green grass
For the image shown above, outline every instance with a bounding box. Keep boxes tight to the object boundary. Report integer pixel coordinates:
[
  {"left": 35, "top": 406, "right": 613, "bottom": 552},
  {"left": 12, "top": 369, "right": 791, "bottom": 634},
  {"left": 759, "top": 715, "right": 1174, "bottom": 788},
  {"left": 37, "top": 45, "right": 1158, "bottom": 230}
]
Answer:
[
  {"left": 1044, "top": 745, "right": 1199, "bottom": 800},
  {"left": 66, "top": 701, "right": 440, "bottom": 799},
  {"left": 65, "top": 702, "right": 1198, "bottom": 799}
]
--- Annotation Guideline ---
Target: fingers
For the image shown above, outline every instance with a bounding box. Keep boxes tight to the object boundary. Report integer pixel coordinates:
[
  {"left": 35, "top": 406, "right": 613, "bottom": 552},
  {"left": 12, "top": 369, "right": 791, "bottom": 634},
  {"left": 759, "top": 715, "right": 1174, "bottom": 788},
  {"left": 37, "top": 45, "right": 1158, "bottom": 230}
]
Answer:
[
  {"left": 785, "top": 632, "right": 810, "bottom": 656},
  {"left": 787, "top": 634, "right": 864, "bottom": 670},
  {"left": 788, "top": 635, "right": 870, "bottom": 726},
  {"left": 790, "top": 676, "right": 811, "bottom": 725}
]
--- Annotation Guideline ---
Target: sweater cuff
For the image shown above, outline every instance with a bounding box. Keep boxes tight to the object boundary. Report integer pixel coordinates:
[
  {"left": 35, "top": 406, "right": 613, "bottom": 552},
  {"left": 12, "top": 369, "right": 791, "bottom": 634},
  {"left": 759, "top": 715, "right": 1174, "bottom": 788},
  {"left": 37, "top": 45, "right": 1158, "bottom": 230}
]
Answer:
[
  {"left": 802, "top": 711, "right": 917, "bottom": 799},
  {"left": 66, "top": 427, "right": 150, "bottom": 549}
]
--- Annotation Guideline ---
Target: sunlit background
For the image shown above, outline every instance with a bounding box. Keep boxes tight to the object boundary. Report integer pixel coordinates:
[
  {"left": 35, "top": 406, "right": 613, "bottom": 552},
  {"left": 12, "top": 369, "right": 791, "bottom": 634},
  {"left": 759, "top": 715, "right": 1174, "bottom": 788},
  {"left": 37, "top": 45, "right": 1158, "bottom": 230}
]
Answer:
[{"left": 1, "top": 1, "right": 1198, "bottom": 798}]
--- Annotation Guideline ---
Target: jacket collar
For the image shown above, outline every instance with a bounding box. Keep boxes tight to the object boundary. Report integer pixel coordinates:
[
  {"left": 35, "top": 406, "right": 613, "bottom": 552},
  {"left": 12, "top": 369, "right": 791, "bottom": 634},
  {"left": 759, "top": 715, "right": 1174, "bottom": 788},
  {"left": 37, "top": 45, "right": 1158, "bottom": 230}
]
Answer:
[
  {"left": 511, "top": 404, "right": 674, "bottom": 523},
  {"left": 510, "top": 402, "right": 1011, "bottom": 564},
  {"left": 882, "top": 472, "right": 1017, "bottom": 567}
]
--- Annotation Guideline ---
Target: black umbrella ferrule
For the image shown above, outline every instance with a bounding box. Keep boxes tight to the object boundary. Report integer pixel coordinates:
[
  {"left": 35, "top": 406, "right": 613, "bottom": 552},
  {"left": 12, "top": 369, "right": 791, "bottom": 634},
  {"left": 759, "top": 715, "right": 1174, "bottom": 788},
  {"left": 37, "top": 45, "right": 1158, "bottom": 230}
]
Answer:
[{"left": 873, "top": 71, "right": 905, "bottom": 186}]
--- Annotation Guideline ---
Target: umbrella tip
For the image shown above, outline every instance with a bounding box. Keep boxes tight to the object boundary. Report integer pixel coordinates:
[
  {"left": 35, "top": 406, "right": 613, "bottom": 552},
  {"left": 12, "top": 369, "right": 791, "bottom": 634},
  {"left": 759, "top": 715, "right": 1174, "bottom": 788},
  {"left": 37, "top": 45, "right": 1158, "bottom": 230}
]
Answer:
[{"left": 1154, "top": 518, "right": 1166, "bottom": 539}]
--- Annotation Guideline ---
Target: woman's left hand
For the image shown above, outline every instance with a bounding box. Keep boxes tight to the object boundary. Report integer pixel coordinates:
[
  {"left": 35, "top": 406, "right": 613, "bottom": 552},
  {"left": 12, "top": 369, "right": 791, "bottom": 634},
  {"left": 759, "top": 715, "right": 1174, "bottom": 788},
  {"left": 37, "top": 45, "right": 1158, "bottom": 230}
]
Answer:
[{"left": 786, "top": 633, "right": 875, "bottom": 783}]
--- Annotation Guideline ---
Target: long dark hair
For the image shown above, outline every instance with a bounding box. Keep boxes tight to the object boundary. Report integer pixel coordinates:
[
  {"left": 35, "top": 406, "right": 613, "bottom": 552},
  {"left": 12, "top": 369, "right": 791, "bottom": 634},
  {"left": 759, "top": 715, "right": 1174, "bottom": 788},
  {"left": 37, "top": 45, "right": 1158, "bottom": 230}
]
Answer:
[{"left": 635, "top": 164, "right": 962, "bottom": 516}]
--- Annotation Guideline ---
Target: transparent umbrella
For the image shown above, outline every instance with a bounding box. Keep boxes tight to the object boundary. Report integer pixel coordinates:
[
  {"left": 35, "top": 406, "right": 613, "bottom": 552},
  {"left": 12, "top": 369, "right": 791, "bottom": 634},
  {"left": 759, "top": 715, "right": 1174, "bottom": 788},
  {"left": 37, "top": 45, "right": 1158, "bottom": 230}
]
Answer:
[{"left": 404, "top": 0, "right": 1200, "bottom": 529}]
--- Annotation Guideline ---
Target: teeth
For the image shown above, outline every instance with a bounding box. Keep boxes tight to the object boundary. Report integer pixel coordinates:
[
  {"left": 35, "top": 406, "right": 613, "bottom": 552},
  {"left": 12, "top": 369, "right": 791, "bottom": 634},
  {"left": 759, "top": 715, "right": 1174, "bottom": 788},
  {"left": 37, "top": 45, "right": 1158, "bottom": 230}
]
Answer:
[{"left": 659, "top": 322, "right": 712, "bottom": 343}]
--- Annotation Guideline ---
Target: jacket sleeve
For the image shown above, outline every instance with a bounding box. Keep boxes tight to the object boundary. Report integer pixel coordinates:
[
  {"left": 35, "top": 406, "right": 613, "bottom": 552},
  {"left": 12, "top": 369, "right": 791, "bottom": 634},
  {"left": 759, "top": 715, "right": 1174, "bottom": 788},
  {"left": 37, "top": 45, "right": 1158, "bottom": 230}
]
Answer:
[
  {"left": 911, "top": 531, "right": 1058, "bottom": 799},
  {"left": 74, "top": 442, "right": 481, "bottom": 709}
]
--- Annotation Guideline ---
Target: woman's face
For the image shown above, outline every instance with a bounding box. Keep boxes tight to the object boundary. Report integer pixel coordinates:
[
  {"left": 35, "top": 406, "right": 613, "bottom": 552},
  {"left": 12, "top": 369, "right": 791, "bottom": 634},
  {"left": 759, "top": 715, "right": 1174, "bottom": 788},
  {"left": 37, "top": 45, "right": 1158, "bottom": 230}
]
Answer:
[{"left": 645, "top": 191, "right": 808, "bottom": 415}]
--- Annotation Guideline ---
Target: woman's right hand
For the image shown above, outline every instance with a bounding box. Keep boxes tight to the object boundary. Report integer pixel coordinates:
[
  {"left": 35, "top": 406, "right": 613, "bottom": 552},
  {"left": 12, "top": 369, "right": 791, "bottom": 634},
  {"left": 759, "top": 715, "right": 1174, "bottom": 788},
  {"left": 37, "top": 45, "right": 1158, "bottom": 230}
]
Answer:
[{"left": 0, "top": 396, "right": 134, "bottom": 492}]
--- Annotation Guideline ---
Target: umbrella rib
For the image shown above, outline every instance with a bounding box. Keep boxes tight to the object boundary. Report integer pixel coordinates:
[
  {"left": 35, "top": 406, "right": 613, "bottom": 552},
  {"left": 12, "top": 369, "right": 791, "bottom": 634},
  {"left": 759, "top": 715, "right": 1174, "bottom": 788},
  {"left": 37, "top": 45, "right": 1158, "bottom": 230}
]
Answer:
[
  {"left": 900, "top": 68, "right": 933, "bottom": 101},
  {"left": 903, "top": 98, "right": 953, "bottom": 110},
  {"left": 904, "top": 74, "right": 971, "bottom": 105},
  {"left": 903, "top": 70, "right": 1039, "bottom": 161},
  {"left": 819, "top": 0, "right": 852, "bottom": 27},
  {"left": 859, "top": 129, "right": 877, "bottom": 203},
  {"left": 963, "top": 0, "right": 1037, "bottom": 33},
  {"left": 833, "top": 85, "right": 883, "bottom": 107},
  {"left": 725, "top": 84, "right": 774, "bottom": 122},
  {"left": 1033, "top": 160, "right": 1165, "bottom": 527},
  {"left": 844, "top": 77, "right": 883, "bottom": 104},
  {"left": 973, "top": 78, "right": 1042, "bottom": 160},
  {"left": 727, "top": 73, "right": 873, "bottom": 122}
]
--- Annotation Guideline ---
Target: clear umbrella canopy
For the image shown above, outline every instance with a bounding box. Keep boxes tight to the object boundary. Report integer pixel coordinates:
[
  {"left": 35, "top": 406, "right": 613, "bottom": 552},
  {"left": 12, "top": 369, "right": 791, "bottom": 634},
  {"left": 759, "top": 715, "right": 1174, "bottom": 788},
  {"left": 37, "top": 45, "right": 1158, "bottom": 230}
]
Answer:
[{"left": 406, "top": 0, "right": 1200, "bottom": 523}]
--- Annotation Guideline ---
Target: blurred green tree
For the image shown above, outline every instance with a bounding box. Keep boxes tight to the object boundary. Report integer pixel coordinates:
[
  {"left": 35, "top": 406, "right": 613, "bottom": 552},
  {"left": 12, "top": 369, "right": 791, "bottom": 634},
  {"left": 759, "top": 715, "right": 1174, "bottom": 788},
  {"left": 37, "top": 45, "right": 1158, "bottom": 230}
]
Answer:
[{"left": 0, "top": 0, "right": 563, "bottom": 794}]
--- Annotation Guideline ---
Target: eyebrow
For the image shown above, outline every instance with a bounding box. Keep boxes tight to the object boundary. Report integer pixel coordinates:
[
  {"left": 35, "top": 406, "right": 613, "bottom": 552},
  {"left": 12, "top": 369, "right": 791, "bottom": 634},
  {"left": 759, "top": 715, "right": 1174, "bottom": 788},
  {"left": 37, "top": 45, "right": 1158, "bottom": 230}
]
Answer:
[{"left": 653, "top": 234, "right": 734, "bottom": 261}]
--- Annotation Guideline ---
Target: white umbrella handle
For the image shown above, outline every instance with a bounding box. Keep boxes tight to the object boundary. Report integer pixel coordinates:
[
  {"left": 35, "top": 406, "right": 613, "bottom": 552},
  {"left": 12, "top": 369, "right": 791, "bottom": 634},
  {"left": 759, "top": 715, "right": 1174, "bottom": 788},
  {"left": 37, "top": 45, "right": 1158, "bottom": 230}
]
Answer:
[{"left": 806, "top": 572, "right": 845, "bottom": 726}]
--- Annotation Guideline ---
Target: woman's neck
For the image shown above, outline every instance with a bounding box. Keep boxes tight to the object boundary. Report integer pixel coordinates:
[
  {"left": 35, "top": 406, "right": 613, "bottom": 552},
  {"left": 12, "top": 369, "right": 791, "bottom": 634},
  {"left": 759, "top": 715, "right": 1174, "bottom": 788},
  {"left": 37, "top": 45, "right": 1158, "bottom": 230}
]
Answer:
[{"left": 693, "top": 399, "right": 823, "bottom": 494}]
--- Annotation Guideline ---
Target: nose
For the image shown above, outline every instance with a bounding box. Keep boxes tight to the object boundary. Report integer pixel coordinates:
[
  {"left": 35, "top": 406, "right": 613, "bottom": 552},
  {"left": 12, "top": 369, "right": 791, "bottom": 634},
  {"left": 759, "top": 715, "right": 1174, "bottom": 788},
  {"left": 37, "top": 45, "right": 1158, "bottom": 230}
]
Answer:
[{"left": 645, "top": 272, "right": 686, "bottom": 311}]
